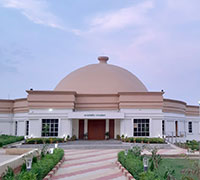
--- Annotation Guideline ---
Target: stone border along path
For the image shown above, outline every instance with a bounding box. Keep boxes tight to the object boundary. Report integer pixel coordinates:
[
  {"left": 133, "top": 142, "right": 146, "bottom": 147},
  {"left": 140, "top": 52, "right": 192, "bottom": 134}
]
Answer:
[{"left": 51, "top": 149, "right": 127, "bottom": 180}]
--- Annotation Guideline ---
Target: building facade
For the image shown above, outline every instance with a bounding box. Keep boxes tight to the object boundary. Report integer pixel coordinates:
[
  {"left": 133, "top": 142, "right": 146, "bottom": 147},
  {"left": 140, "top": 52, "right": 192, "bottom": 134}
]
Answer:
[{"left": 0, "top": 56, "right": 199, "bottom": 141}]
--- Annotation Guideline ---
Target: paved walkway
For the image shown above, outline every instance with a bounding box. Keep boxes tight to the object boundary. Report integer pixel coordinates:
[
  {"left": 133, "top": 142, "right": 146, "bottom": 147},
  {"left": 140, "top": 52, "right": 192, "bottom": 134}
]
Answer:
[
  {"left": 52, "top": 149, "right": 127, "bottom": 180},
  {"left": 0, "top": 149, "right": 19, "bottom": 164},
  {"left": 142, "top": 143, "right": 199, "bottom": 156}
]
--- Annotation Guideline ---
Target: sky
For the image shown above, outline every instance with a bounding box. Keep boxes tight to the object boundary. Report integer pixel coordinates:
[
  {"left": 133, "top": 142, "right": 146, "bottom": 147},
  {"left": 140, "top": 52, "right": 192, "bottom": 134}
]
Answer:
[{"left": 0, "top": 0, "right": 200, "bottom": 105}]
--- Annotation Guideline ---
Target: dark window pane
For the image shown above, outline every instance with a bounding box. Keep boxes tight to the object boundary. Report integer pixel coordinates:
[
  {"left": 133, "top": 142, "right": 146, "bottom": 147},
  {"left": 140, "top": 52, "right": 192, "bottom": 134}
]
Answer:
[
  {"left": 133, "top": 119, "right": 150, "bottom": 137},
  {"left": 142, "top": 133, "right": 145, "bottom": 136},
  {"left": 142, "top": 119, "right": 145, "bottom": 123}
]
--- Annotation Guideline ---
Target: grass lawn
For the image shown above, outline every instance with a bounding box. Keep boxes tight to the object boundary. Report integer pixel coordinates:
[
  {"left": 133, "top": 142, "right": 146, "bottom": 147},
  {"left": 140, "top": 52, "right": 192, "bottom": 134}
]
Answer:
[
  {"left": 158, "top": 158, "right": 198, "bottom": 180},
  {"left": 0, "top": 135, "right": 24, "bottom": 147}
]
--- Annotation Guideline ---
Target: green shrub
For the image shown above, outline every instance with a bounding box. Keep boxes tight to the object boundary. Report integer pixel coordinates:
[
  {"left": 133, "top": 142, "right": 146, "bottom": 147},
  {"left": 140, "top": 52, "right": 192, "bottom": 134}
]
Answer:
[
  {"left": 20, "top": 163, "right": 26, "bottom": 173},
  {"left": 118, "top": 151, "right": 126, "bottom": 165},
  {"left": 20, "top": 148, "right": 64, "bottom": 180},
  {"left": 139, "top": 171, "right": 159, "bottom": 180},
  {"left": 176, "top": 140, "right": 200, "bottom": 151},
  {"left": 186, "top": 140, "right": 199, "bottom": 150},
  {"left": 25, "top": 138, "right": 64, "bottom": 144},
  {"left": 2, "top": 167, "right": 14, "bottom": 180},
  {"left": 130, "top": 146, "right": 142, "bottom": 157},
  {"left": 125, "top": 156, "right": 143, "bottom": 179},
  {"left": 118, "top": 149, "right": 143, "bottom": 179},
  {"left": 116, "top": 134, "right": 121, "bottom": 140},
  {"left": 71, "top": 135, "right": 77, "bottom": 141},
  {"left": 129, "top": 137, "right": 134, "bottom": 142},
  {"left": 123, "top": 137, "right": 165, "bottom": 144},
  {"left": 0, "top": 135, "right": 24, "bottom": 147},
  {"left": 2, "top": 148, "right": 64, "bottom": 180},
  {"left": 16, "top": 172, "right": 37, "bottom": 180}
]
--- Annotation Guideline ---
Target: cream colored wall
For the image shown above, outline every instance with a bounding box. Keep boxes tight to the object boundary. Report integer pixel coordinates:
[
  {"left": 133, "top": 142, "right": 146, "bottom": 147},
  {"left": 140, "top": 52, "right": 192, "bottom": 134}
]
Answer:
[
  {"left": 29, "top": 119, "right": 41, "bottom": 137},
  {"left": 72, "top": 119, "right": 79, "bottom": 138},
  {"left": 115, "top": 119, "right": 120, "bottom": 138}
]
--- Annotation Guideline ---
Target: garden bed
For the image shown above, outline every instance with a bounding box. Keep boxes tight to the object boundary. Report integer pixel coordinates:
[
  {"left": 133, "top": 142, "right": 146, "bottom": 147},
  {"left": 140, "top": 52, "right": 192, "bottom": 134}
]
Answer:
[
  {"left": 120, "top": 137, "right": 165, "bottom": 144},
  {"left": 25, "top": 136, "right": 77, "bottom": 144},
  {"left": 118, "top": 147, "right": 199, "bottom": 180},
  {"left": 0, "top": 135, "right": 24, "bottom": 147},
  {"left": 1, "top": 148, "right": 64, "bottom": 180},
  {"left": 175, "top": 140, "right": 200, "bottom": 151}
]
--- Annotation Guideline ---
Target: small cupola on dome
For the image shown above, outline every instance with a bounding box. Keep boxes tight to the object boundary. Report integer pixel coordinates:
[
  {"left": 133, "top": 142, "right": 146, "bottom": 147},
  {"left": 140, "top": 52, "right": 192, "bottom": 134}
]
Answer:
[
  {"left": 54, "top": 56, "right": 148, "bottom": 93},
  {"left": 98, "top": 56, "right": 109, "bottom": 64}
]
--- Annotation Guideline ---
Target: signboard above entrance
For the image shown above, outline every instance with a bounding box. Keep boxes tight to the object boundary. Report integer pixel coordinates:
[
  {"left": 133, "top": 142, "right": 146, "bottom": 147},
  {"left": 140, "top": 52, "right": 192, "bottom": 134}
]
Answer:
[
  {"left": 84, "top": 114, "right": 106, "bottom": 117},
  {"left": 68, "top": 112, "right": 124, "bottom": 119}
]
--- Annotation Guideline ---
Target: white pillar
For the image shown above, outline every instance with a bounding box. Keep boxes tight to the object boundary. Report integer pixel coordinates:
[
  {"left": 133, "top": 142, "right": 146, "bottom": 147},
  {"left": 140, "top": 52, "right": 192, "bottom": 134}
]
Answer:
[
  {"left": 106, "top": 119, "right": 109, "bottom": 132},
  {"left": 67, "top": 119, "right": 72, "bottom": 137},
  {"left": 120, "top": 119, "right": 125, "bottom": 136},
  {"left": 84, "top": 119, "right": 88, "bottom": 134}
]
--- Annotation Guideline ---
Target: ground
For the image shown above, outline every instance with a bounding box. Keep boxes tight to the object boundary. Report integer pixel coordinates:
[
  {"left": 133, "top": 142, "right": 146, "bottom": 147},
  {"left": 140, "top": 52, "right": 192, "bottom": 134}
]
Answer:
[
  {"left": 158, "top": 158, "right": 198, "bottom": 180},
  {"left": 52, "top": 149, "right": 126, "bottom": 180}
]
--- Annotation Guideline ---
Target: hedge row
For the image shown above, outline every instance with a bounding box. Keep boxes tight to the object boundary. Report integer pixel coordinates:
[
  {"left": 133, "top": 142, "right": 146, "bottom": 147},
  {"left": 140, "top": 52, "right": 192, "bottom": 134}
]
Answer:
[
  {"left": 122, "top": 137, "right": 165, "bottom": 144},
  {"left": 2, "top": 148, "right": 64, "bottom": 180},
  {"left": 118, "top": 150, "right": 159, "bottom": 180},
  {"left": 118, "top": 151, "right": 143, "bottom": 179},
  {"left": 0, "top": 135, "right": 24, "bottom": 147},
  {"left": 176, "top": 140, "right": 200, "bottom": 151},
  {"left": 25, "top": 136, "right": 77, "bottom": 144},
  {"left": 186, "top": 140, "right": 199, "bottom": 150},
  {"left": 25, "top": 138, "right": 64, "bottom": 144}
]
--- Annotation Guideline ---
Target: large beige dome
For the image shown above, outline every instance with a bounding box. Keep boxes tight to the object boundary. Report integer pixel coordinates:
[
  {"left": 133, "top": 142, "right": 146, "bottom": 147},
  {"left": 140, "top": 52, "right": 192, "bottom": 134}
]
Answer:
[{"left": 54, "top": 56, "right": 147, "bottom": 94}]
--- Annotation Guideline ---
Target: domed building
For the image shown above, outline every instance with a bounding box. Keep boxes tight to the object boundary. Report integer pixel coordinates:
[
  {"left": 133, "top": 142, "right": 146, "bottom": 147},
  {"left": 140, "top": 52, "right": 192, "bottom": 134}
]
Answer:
[{"left": 0, "top": 56, "right": 199, "bottom": 141}]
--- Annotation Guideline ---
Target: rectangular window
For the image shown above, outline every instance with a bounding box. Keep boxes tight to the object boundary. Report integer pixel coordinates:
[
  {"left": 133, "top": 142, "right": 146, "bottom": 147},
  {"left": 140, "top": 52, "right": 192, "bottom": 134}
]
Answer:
[
  {"left": 162, "top": 120, "right": 165, "bottom": 136},
  {"left": 199, "top": 122, "right": 200, "bottom": 134},
  {"left": 26, "top": 121, "right": 29, "bottom": 136},
  {"left": 15, "top": 121, "right": 18, "bottom": 136},
  {"left": 42, "top": 119, "right": 59, "bottom": 137},
  {"left": 175, "top": 121, "right": 178, "bottom": 136},
  {"left": 133, "top": 119, "right": 149, "bottom": 136},
  {"left": 188, "top": 122, "right": 192, "bottom": 133}
]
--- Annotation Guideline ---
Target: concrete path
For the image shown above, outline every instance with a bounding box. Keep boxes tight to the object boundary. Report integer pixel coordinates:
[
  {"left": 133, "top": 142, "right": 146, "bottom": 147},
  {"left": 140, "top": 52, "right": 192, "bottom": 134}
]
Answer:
[
  {"left": 0, "top": 149, "right": 18, "bottom": 163},
  {"left": 52, "top": 149, "right": 127, "bottom": 180},
  {"left": 142, "top": 143, "right": 199, "bottom": 157}
]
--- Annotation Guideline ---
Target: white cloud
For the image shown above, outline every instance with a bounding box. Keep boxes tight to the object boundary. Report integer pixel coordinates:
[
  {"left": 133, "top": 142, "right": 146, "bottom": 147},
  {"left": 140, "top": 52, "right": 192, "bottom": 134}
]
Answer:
[
  {"left": 0, "top": 0, "right": 64, "bottom": 30},
  {"left": 88, "top": 1, "right": 154, "bottom": 33}
]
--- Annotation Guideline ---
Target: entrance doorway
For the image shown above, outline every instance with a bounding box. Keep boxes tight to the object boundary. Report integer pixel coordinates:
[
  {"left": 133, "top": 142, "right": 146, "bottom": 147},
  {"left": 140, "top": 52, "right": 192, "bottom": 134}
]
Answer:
[
  {"left": 109, "top": 119, "right": 115, "bottom": 139},
  {"left": 88, "top": 120, "right": 105, "bottom": 140},
  {"left": 79, "top": 120, "right": 84, "bottom": 139},
  {"left": 175, "top": 121, "right": 178, "bottom": 137}
]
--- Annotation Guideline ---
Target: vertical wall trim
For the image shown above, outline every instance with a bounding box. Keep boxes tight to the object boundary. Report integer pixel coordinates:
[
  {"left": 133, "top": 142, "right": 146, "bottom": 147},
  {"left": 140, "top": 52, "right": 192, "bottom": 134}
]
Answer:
[
  {"left": 106, "top": 119, "right": 109, "bottom": 132},
  {"left": 84, "top": 119, "right": 88, "bottom": 134}
]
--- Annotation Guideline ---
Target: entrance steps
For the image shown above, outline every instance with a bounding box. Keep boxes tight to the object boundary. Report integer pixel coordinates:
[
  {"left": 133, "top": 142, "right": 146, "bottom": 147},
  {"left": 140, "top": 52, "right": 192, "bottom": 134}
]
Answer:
[
  {"left": 65, "top": 140, "right": 122, "bottom": 145},
  {"left": 60, "top": 140, "right": 131, "bottom": 149},
  {"left": 19, "top": 141, "right": 172, "bottom": 150}
]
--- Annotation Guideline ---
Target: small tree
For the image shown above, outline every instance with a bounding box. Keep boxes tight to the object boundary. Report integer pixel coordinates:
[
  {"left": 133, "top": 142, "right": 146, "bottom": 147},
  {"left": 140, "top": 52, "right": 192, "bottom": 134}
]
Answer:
[
  {"left": 149, "top": 148, "right": 162, "bottom": 171},
  {"left": 42, "top": 124, "right": 49, "bottom": 136}
]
